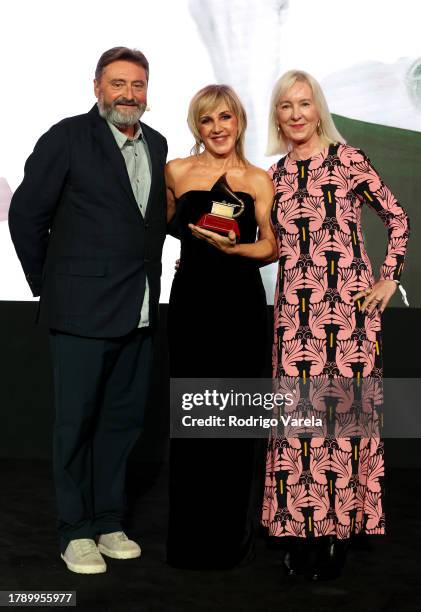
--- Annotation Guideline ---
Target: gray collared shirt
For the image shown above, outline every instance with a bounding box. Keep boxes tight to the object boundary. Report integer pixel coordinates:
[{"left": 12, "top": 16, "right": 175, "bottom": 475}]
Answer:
[{"left": 107, "top": 120, "right": 151, "bottom": 328}]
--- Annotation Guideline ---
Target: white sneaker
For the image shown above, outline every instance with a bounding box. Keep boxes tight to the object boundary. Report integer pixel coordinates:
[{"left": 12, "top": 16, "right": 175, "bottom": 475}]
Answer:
[
  {"left": 61, "top": 538, "right": 107, "bottom": 574},
  {"left": 97, "top": 531, "right": 141, "bottom": 559}
]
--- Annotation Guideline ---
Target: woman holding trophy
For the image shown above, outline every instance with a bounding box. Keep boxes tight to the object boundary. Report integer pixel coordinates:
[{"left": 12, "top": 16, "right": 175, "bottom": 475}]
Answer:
[{"left": 165, "top": 84, "right": 276, "bottom": 569}]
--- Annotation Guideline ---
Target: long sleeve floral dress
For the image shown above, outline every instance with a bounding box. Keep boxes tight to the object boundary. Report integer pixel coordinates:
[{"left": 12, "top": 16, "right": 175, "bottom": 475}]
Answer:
[{"left": 262, "top": 143, "right": 410, "bottom": 539}]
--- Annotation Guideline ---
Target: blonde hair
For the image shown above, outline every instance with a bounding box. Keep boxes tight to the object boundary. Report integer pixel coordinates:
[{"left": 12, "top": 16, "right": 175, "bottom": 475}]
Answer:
[
  {"left": 187, "top": 84, "right": 248, "bottom": 165},
  {"left": 266, "top": 70, "right": 345, "bottom": 156}
]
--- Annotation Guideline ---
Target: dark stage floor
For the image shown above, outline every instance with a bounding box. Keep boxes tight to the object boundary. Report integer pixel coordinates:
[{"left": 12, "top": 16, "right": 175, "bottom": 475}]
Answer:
[{"left": 1, "top": 459, "right": 421, "bottom": 612}]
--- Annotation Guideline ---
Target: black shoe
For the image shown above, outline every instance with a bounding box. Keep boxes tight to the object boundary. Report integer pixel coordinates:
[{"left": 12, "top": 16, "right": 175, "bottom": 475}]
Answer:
[
  {"left": 307, "top": 536, "right": 349, "bottom": 581},
  {"left": 282, "top": 538, "right": 310, "bottom": 576}
]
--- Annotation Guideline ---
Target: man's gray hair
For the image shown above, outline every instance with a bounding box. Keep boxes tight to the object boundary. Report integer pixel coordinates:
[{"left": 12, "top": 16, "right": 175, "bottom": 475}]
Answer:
[{"left": 95, "top": 47, "right": 149, "bottom": 82}]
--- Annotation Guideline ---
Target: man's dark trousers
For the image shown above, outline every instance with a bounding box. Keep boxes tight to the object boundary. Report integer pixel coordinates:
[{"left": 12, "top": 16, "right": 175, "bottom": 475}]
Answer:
[{"left": 49, "top": 328, "right": 152, "bottom": 552}]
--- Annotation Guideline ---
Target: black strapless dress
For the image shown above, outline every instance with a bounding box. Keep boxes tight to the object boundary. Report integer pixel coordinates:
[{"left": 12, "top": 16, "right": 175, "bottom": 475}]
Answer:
[{"left": 166, "top": 179, "right": 268, "bottom": 569}]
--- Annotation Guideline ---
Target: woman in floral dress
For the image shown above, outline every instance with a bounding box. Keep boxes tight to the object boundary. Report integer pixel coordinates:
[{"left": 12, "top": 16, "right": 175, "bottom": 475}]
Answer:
[{"left": 262, "top": 70, "right": 410, "bottom": 580}]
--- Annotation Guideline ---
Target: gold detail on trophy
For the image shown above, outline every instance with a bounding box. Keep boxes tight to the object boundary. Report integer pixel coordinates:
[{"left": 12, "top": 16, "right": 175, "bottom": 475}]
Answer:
[
  {"left": 330, "top": 332, "right": 334, "bottom": 348},
  {"left": 301, "top": 226, "right": 306, "bottom": 241},
  {"left": 211, "top": 175, "right": 245, "bottom": 218},
  {"left": 375, "top": 341, "right": 380, "bottom": 355},
  {"left": 210, "top": 201, "right": 232, "bottom": 217},
  {"left": 301, "top": 297, "right": 306, "bottom": 312},
  {"left": 196, "top": 174, "right": 245, "bottom": 238},
  {"left": 354, "top": 445, "right": 358, "bottom": 460},
  {"left": 303, "top": 441, "right": 308, "bottom": 457},
  {"left": 364, "top": 190, "right": 373, "bottom": 202},
  {"left": 279, "top": 480, "right": 284, "bottom": 495},
  {"left": 210, "top": 199, "right": 244, "bottom": 218},
  {"left": 329, "top": 480, "right": 333, "bottom": 495},
  {"left": 301, "top": 165, "right": 305, "bottom": 179},
  {"left": 352, "top": 230, "right": 357, "bottom": 245},
  {"left": 351, "top": 517, "right": 355, "bottom": 530},
  {"left": 330, "top": 260, "right": 335, "bottom": 275},
  {"left": 327, "top": 190, "right": 332, "bottom": 204},
  {"left": 308, "top": 516, "right": 313, "bottom": 531}
]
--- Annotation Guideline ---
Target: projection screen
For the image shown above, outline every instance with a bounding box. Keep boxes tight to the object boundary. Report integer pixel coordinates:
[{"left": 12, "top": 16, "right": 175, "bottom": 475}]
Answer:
[{"left": 0, "top": 0, "right": 419, "bottom": 306}]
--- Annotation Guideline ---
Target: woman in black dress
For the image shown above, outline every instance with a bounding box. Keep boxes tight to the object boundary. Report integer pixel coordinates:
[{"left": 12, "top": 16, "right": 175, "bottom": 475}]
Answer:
[{"left": 165, "top": 85, "right": 276, "bottom": 569}]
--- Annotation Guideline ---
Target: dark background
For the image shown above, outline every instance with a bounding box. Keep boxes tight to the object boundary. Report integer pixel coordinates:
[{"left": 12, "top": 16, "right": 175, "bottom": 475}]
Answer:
[
  {"left": 1, "top": 302, "right": 419, "bottom": 467},
  {"left": 1, "top": 302, "right": 420, "bottom": 612}
]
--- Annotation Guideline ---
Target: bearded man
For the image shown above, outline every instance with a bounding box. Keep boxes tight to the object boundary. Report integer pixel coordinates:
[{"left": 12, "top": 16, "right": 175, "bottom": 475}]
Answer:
[{"left": 8, "top": 47, "right": 168, "bottom": 574}]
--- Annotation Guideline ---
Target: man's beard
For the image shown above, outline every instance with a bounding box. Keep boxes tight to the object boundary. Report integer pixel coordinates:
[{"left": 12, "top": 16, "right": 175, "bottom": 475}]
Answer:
[{"left": 98, "top": 95, "right": 147, "bottom": 127}]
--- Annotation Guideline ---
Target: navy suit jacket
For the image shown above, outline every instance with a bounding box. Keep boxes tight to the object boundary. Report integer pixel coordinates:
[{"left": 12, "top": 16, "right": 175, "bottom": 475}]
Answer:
[
  {"left": 9, "top": 105, "right": 167, "bottom": 337},
  {"left": 9, "top": 104, "right": 168, "bottom": 337}
]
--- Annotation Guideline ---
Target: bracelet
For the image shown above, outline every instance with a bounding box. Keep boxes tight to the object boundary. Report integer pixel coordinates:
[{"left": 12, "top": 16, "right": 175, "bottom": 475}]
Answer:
[{"left": 395, "top": 281, "right": 410, "bottom": 306}]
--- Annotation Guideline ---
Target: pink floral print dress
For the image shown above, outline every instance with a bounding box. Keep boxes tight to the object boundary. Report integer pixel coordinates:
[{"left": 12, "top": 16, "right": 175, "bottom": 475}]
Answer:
[{"left": 262, "top": 143, "right": 410, "bottom": 539}]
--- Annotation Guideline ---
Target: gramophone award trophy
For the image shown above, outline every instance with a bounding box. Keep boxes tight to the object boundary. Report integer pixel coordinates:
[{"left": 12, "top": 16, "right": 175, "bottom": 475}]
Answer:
[{"left": 197, "top": 174, "right": 245, "bottom": 240}]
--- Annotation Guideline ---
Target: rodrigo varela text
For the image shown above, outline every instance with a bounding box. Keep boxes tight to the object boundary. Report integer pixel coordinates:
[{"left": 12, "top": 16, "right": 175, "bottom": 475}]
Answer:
[{"left": 182, "top": 415, "right": 323, "bottom": 428}]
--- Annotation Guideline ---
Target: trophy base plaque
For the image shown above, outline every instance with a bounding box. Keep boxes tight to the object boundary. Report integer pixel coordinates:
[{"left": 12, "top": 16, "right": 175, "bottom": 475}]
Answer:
[{"left": 197, "top": 213, "right": 240, "bottom": 239}]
